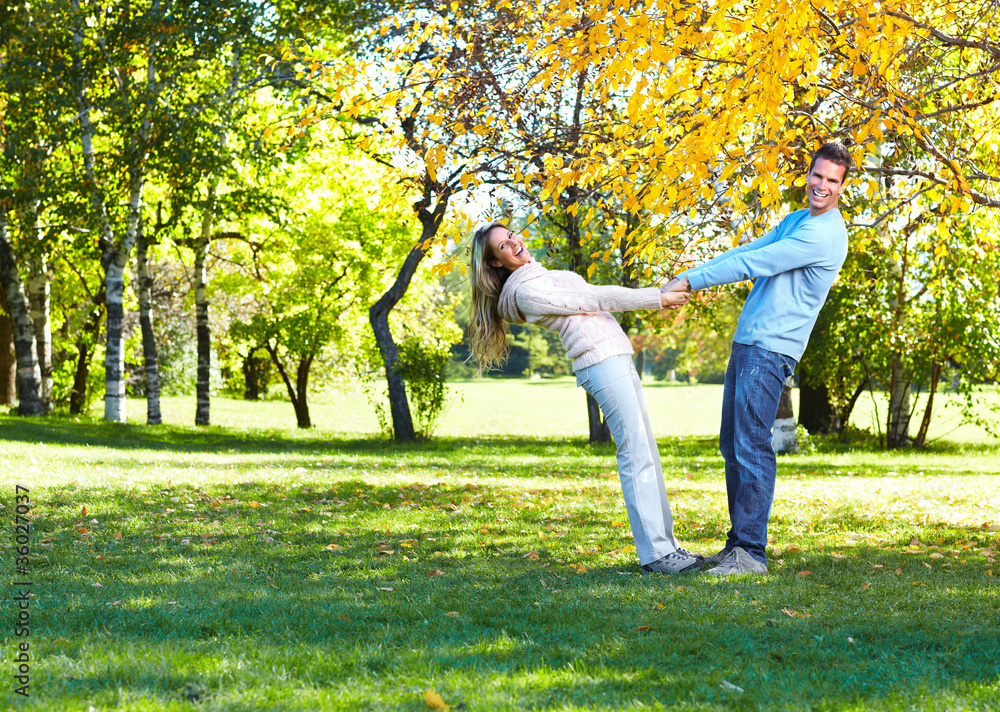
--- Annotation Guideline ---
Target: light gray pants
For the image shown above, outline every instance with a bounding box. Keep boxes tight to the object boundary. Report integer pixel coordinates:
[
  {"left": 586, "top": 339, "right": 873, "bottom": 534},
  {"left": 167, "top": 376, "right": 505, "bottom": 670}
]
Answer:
[{"left": 576, "top": 354, "right": 679, "bottom": 565}]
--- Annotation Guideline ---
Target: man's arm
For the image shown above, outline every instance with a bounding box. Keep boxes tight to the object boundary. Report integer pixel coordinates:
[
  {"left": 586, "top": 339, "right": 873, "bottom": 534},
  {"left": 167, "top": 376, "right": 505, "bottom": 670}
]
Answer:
[{"left": 684, "top": 219, "right": 833, "bottom": 291}]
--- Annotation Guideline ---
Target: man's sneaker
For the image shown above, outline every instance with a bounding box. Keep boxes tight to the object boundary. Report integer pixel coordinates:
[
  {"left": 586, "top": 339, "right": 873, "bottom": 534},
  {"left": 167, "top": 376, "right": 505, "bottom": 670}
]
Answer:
[
  {"left": 703, "top": 547, "right": 731, "bottom": 567},
  {"left": 704, "top": 546, "right": 768, "bottom": 576},
  {"left": 640, "top": 550, "right": 704, "bottom": 575}
]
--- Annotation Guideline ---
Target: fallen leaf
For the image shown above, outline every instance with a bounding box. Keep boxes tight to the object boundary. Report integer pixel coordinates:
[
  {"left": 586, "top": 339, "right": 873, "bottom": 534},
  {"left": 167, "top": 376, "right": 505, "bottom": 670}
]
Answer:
[
  {"left": 248, "top": 501, "right": 262, "bottom": 508},
  {"left": 847, "top": 636, "right": 856, "bottom": 644},
  {"left": 637, "top": 625, "right": 654, "bottom": 632},
  {"left": 428, "top": 569, "right": 445, "bottom": 577},
  {"left": 298, "top": 507, "right": 312, "bottom": 512},
  {"left": 909, "top": 537, "right": 921, "bottom": 546},
  {"left": 209, "top": 500, "right": 222, "bottom": 507},
  {"left": 611, "top": 521, "right": 626, "bottom": 528},
  {"left": 376, "top": 587, "right": 394, "bottom": 592},
  {"left": 675, "top": 585, "right": 686, "bottom": 592},
  {"left": 862, "top": 583, "right": 871, "bottom": 590},
  {"left": 930, "top": 552, "right": 943, "bottom": 559},
  {"left": 574, "top": 564, "right": 589, "bottom": 574},
  {"left": 325, "top": 544, "right": 343, "bottom": 551},
  {"left": 780, "top": 608, "right": 811, "bottom": 618},
  {"left": 923, "top": 562, "right": 932, "bottom": 569},
  {"left": 796, "top": 571, "right": 812, "bottom": 578},
  {"left": 895, "top": 568, "right": 902, "bottom": 575},
  {"left": 424, "top": 689, "right": 450, "bottom": 712},
  {"left": 96, "top": 555, "right": 105, "bottom": 560},
  {"left": 445, "top": 611, "right": 460, "bottom": 617},
  {"left": 338, "top": 614, "right": 350, "bottom": 622},
  {"left": 77, "top": 528, "right": 90, "bottom": 535},
  {"left": 113, "top": 532, "right": 123, "bottom": 539},
  {"left": 81, "top": 506, "right": 89, "bottom": 516},
  {"left": 720, "top": 680, "right": 744, "bottom": 693},
  {"left": 785, "top": 545, "right": 802, "bottom": 554},
  {"left": 92, "top": 582, "right": 102, "bottom": 588},
  {"left": 377, "top": 549, "right": 394, "bottom": 556}
]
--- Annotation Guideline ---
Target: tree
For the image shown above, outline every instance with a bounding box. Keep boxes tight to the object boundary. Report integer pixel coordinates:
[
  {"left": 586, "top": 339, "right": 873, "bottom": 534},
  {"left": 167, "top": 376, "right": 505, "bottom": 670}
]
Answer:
[{"left": 219, "top": 145, "right": 414, "bottom": 428}]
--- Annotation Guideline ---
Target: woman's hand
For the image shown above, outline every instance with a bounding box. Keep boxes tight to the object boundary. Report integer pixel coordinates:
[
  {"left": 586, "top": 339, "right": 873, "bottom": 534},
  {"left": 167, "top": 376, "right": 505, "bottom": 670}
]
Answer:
[{"left": 659, "top": 289, "right": 689, "bottom": 309}]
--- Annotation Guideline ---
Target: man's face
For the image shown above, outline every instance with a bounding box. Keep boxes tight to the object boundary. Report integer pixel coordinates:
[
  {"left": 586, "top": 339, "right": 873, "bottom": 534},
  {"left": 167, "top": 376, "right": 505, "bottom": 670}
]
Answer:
[{"left": 806, "top": 157, "right": 847, "bottom": 216}]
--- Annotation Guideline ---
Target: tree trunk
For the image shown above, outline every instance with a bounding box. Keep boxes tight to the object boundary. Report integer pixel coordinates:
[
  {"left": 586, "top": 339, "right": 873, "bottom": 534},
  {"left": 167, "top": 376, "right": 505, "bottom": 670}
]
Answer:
[
  {"left": 25, "top": 254, "right": 52, "bottom": 414},
  {"left": 634, "top": 349, "right": 645, "bottom": 381},
  {"left": 70, "top": 290, "right": 105, "bottom": 415},
  {"left": 265, "top": 343, "right": 313, "bottom": 429},
  {"left": 0, "top": 288, "right": 17, "bottom": 406},
  {"left": 294, "top": 356, "right": 312, "bottom": 428},
  {"left": 797, "top": 355, "right": 841, "bottom": 434},
  {"left": 73, "top": 0, "right": 150, "bottom": 422},
  {"left": 368, "top": 192, "right": 449, "bottom": 442},
  {"left": 772, "top": 375, "right": 798, "bottom": 454},
  {"left": 136, "top": 223, "right": 162, "bottom": 424},
  {"left": 194, "top": 180, "right": 217, "bottom": 426},
  {"left": 18, "top": 199, "right": 53, "bottom": 415},
  {"left": 242, "top": 348, "right": 269, "bottom": 400},
  {"left": 886, "top": 357, "right": 911, "bottom": 448},
  {"left": 912, "top": 362, "right": 941, "bottom": 447},
  {"left": 0, "top": 212, "right": 44, "bottom": 416}
]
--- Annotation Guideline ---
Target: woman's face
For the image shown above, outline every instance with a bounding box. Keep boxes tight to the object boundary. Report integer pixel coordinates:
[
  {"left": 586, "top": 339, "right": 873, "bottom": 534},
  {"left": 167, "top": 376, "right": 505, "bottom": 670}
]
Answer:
[{"left": 487, "top": 226, "right": 533, "bottom": 271}]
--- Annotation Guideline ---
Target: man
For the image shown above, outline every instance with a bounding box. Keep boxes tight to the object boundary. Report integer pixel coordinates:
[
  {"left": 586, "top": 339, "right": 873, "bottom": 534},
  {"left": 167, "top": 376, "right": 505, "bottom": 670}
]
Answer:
[{"left": 664, "top": 141, "right": 852, "bottom": 576}]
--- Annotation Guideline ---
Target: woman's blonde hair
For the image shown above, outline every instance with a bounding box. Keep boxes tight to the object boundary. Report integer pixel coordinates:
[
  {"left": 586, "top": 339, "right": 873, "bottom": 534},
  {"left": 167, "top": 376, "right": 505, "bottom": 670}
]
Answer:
[{"left": 468, "top": 220, "right": 513, "bottom": 373}]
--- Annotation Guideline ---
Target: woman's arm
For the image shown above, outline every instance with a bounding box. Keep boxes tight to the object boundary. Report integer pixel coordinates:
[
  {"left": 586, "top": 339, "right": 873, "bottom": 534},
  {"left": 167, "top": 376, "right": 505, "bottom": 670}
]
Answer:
[{"left": 516, "top": 279, "right": 664, "bottom": 317}]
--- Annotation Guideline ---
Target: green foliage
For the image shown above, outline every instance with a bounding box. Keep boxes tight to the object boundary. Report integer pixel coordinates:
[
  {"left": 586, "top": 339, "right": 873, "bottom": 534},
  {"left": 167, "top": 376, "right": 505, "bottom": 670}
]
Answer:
[{"left": 396, "top": 337, "right": 451, "bottom": 439}]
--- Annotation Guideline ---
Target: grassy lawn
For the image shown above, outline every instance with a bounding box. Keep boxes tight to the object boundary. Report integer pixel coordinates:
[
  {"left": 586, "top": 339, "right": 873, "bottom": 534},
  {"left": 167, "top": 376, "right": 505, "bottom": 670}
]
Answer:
[{"left": 1, "top": 384, "right": 998, "bottom": 711}]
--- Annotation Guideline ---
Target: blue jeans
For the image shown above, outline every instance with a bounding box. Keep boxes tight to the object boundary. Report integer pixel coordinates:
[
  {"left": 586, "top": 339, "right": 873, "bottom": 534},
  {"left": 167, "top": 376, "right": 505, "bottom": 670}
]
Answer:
[
  {"left": 576, "top": 354, "right": 679, "bottom": 565},
  {"left": 719, "top": 342, "right": 797, "bottom": 565}
]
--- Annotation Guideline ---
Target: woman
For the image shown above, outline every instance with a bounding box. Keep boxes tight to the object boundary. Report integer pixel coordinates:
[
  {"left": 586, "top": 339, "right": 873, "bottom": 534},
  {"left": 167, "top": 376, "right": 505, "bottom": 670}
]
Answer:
[{"left": 468, "top": 221, "right": 703, "bottom": 574}]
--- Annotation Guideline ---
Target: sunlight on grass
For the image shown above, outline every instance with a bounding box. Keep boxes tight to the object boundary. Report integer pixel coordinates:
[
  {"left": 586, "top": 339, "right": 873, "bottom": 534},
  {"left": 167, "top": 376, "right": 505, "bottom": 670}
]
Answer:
[{"left": 1, "top": 393, "right": 998, "bottom": 711}]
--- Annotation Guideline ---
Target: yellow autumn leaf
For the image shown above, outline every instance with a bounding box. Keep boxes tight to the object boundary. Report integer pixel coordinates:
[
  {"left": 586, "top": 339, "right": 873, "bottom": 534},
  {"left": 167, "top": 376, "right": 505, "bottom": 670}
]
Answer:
[
  {"left": 248, "top": 501, "right": 262, "bottom": 508},
  {"left": 325, "top": 544, "right": 343, "bottom": 551},
  {"left": 424, "top": 689, "right": 450, "bottom": 711}
]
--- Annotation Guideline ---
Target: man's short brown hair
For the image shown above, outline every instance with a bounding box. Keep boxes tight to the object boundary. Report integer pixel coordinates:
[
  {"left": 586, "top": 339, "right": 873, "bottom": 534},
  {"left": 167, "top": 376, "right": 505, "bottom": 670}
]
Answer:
[{"left": 808, "top": 142, "right": 852, "bottom": 181}]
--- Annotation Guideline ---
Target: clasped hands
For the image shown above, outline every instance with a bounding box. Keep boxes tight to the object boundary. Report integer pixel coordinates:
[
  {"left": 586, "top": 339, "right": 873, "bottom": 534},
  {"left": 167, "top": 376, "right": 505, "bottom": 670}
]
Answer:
[{"left": 658, "top": 276, "right": 692, "bottom": 313}]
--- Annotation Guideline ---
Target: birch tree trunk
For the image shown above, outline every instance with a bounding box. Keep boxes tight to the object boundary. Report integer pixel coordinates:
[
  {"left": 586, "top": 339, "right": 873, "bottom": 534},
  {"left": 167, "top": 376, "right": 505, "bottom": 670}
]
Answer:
[
  {"left": 0, "top": 212, "right": 43, "bottom": 416},
  {"left": 25, "top": 251, "right": 52, "bottom": 415},
  {"left": 0, "top": 286, "right": 17, "bottom": 406},
  {"left": 73, "top": 0, "right": 152, "bottom": 422},
  {"left": 772, "top": 375, "right": 798, "bottom": 454},
  {"left": 136, "top": 222, "right": 161, "bottom": 424},
  {"left": 887, "top": 358, "right": 912, "bottom": 448},
  {"left": 194, "top": 179, "right": 218, "bottom": 426}
]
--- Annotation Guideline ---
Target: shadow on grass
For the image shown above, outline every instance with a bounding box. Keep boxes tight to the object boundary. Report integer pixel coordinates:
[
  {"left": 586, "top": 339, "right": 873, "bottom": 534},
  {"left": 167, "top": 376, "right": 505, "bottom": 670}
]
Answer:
[{"left": 28, "top": 533, "right": 1000, "bottom": 710}]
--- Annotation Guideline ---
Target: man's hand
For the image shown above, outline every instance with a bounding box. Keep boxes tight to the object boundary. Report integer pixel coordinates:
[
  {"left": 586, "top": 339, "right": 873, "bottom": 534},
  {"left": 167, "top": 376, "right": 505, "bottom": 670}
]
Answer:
[
  {"left": 660, "top": 276, "right": 691, "bottom": 294},
  {"left": 657, "top": 276, "right": 691, "bottom": 313}
]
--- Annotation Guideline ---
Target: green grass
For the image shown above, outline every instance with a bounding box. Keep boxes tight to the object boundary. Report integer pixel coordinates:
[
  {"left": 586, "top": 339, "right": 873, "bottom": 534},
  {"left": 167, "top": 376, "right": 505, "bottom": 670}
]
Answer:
[{"left": 1, "top": 385, "right": 999, "bottom": 711}]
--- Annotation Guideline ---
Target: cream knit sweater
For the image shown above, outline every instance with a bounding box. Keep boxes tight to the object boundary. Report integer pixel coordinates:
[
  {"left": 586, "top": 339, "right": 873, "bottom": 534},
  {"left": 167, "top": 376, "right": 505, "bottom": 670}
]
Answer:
[{"left": 497, "top": 262, "right": 662, "bottom": 372}]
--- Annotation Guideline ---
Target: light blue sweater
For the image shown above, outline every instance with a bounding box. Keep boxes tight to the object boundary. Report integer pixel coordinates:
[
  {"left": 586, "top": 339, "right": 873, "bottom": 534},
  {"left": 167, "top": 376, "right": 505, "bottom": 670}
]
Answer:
[{"left": 683, "top": 208, "right": 848, "bottom": 361}]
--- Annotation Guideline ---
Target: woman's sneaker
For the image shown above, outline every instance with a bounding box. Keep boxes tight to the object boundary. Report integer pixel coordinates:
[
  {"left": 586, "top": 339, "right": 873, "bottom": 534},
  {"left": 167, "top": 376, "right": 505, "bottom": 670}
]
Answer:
[{"left": 640, "top": 550, "right": 704, "bottom": 574}]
